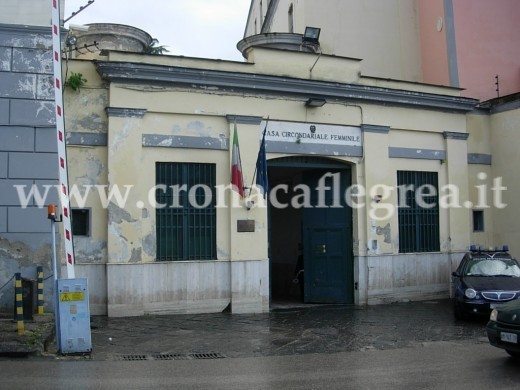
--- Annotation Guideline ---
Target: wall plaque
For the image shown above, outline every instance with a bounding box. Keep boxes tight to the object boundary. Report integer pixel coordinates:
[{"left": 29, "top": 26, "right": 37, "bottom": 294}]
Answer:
[{"left": 237, "top": 220, "right": 255, "bottom": 232}]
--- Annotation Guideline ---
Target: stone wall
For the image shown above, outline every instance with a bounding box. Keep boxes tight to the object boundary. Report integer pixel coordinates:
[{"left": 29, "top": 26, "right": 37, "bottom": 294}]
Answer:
[{"left": 0, "top": 24, "right": 58, "bottom": 312}]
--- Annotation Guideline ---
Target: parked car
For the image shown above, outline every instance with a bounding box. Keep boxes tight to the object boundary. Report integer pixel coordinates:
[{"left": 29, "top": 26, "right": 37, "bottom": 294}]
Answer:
[
  {"left": 452, "top": 246, "right": 520, "bottom": 320},
  {"left": 487, "top": 299, "right": 520, "bottom": 358}
]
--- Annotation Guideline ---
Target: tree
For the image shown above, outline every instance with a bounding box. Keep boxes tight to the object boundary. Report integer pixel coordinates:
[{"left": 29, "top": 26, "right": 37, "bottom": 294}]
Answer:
[{"left": 145, "top": 39, "right": 169, "bottom": 55}]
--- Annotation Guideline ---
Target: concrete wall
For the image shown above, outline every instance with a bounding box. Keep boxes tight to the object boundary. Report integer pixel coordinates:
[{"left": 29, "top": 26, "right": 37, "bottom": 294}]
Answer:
[
  {"left": 106, "top": 261, "right": 232, "bottom": 317},
  {"left": 466, "top": 112, "right": 494, "bottom": 247},
  {"left": 246, "top": 0, "right": 423, "bottom": 81},
  {"left": 418, "top": 0, "right": 450, "bottom": 87},
  {"left": 452, "top": 0, "right": 520, "bottom": 100},
  {"left": 247, "top": 0, "right": 520, "bottom": 101},
  {"left": 0, "top": 25, "right": 58, "bottom": 312},
  {"left": 0, "top": 1, "right": 64, "bottom": 27},
  {"left": 360, "top": 253, "right": 458, "bottom": 305},
  {"left": 489, "top": 106, "right": 520, "bottom": 254}
]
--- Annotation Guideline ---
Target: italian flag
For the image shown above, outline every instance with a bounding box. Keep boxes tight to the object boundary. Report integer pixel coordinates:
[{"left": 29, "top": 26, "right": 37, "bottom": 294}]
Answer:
[{"left": 231, "top": 123, "right": 244, "bottom": 198}]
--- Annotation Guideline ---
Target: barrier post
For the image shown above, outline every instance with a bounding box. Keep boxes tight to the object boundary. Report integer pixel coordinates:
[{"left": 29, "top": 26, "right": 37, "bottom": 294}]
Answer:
[
  {"left": 15, "top": 273, "right": 24, "bottom": 334},
  {"left": 37, "top": 266, "right": 44, "bottom": 314}
]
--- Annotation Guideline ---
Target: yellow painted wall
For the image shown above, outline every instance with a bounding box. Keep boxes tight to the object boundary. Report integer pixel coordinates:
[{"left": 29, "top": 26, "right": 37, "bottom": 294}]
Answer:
[
  {"left": 489, "top": 109, "right": 520, "bottom": 254},
  {"left": 246, "top": 0, "right": 423, "bottom": 81},
  {"left": 61, "top": 45, "right": 482, "bottom": 312},
  {"left": 66, "top": 47, "right": 474, "bottom": 265}
]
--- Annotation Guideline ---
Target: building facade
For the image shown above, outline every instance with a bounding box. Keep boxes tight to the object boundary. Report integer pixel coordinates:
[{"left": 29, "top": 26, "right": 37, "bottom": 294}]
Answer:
[
  {"left": 1, "top": 1, "right": 519, "bottom": 317},
  {"left": 245, "top": 0, "right": 520, "bottom": 100},
  {"left": 61, "top": 35, "right": 484, "bottom": 316}
]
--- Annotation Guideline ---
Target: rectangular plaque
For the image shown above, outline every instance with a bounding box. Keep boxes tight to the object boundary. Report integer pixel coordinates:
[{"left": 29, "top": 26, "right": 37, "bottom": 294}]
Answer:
[
  {"left": 237, "top": 220, "right": 255, "bottom": 232},
  {"left": 60, "top": 292, "right": 85, "bottom": 302}
]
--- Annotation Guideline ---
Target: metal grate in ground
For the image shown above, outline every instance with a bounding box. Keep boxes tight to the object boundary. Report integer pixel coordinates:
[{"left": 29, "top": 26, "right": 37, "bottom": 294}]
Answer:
[
  {"left": 115, "top": 352, "right": 226, "bottom": 361},
  {"left": 151, "top": 353, "right": 190, "bottom": 361},
  {"left": 118, "top": 354, "right": 149, "bottom": 361},
  {"left": 189, "top": 352, "right": 226, "bottom": 360}
]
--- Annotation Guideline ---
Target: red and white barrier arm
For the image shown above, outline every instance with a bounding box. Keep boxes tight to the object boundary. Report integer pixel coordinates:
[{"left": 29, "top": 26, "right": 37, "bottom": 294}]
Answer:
[{"left": 51, "top": 0, "right": 75, "bottom": 278}]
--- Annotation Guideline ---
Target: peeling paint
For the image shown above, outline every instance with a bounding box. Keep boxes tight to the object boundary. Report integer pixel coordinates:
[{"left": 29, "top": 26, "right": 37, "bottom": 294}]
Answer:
[
  {"left": 376, "top": 223, "right": 391, "bottom": 243},
  {"left": 217, "top": 247, "right": 229, "bottom": 259},
  {"left": 112, "top": 122, "right": 133, "bottom": 152},
  {"left": 75, "top": 155, "right": 104, "bottom": 185},
  {"left": 35, "top": 100, "right": 53, "bottom": 121},
  {"left": 142, "top": 233, "right": 156, "bottom": 257},
  {"left": 17, "top": 76, "right": 36, "bottom": 96},
  {"left": 108, "top": 202, "right": 137, "bottom": 224},
  {"left": 157, "top": 138, "right": 173, "bottom": 147},
  {"left": 218, "top": 134, "right": 227, "bottom": 149},
  {"left": 74, "top": 238, "right": 107, "bottom": 263},
  {"left": 129, "top": 248, "right": 142, "bottom": 263},
  {"left": 107, "top": 223, "right": 130, "bottom": 261},
  {"left": 187, "top": 120, "right": 205, "bottom": 131},
  {"left": 0, "top": 237, "right": 53, "bottom": 311},
  {"left": 77, "top": 113, "right": 105, "bottom": 132},
  {"left": 0, "top": 236, "right": 53, "bottom": 268}
]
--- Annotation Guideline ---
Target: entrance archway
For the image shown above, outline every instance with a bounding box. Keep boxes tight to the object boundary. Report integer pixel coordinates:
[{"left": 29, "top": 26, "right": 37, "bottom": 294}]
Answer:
[{"left": 268, "top": 156, "right": 354, "bottom": 305}]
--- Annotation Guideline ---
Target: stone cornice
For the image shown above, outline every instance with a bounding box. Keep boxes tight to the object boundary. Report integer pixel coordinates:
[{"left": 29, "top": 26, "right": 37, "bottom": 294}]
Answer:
[
  {"left": 105, "top": 107, "right": 147, "bottom": 118},
  {"left": 95, "top": 61, "right": 479, "bottom": 113},
  {"left": 226, "top": 115, "right": 263, "bottom": 125},
  {"left": 362, "top": 124, "right": 390, "bottom": 134},
  {"left": 443, "top": 131, "right": 469, "bottom": 140}
]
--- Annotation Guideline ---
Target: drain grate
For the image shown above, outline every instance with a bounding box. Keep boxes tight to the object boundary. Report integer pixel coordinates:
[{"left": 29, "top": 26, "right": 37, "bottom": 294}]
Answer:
[
  {"left": 189, "top": 352, "right": 226, "bottom": 360},
  {"left": 116, "top": 352, "right": 226, "bottom": 361},
  {"left": 151, "top": 353, "right": 190, "bottom": 361},
  {"left": 119, "top": 354, "right": 149, "bottom": 361}
]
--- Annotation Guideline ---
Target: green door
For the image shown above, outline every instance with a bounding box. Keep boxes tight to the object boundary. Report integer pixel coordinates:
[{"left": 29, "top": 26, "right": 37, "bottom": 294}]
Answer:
[{"left": 303, "top": 169, "right": 353, "bottom": 303}]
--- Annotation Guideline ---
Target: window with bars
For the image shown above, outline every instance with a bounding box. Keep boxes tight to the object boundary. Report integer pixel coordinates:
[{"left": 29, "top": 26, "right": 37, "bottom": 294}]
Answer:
[
  {"left": 397, "top": 171, "right": 440, "bottom": 253},
  {"left": 156, "top": 163, "right": 216, "bottom": 261}
]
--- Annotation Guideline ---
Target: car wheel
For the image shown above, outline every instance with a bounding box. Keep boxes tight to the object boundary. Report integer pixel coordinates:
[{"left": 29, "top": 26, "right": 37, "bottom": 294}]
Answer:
[
  {"left": 454, "top": 303, "right": 467, "bottom": 321},
  {"left": 506, "top": 350, "right": 520, "bottom": 359}
]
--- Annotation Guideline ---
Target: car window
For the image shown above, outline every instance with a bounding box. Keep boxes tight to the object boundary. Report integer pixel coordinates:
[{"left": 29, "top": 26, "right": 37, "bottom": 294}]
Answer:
[
  {"left": 465, "top": 258, "right": 520, "bottom": 277},
  {"left": 457, "top": 255, "right": 469, "bottom": 274}
]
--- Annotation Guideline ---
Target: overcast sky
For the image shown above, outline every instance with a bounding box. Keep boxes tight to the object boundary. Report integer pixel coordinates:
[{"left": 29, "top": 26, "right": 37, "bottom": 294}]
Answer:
[{"left": 64, "top": 0, "right": 251, "bottom": 61}]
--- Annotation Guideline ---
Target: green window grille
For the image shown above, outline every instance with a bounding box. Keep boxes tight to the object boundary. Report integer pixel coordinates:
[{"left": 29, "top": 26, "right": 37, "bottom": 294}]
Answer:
[
  {"left": 156, "top": 163, "right": 216, "bottom": 261},
  {"left": 397, "top": 171, "right": 439, "bottom": 253}
]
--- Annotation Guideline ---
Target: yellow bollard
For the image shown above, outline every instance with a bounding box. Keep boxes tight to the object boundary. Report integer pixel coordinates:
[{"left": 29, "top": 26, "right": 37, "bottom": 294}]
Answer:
[
  {"left": 37, "top": 266, "right": 44, "bottom": 314},
  {"left": 15, "top": 273, "right": 24, "bottom": 334}
]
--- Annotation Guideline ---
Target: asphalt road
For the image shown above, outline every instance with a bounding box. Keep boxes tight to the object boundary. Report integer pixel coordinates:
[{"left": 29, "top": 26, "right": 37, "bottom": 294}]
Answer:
[{"left": 1, "top": 342, "right": 519, "bottom": 389}]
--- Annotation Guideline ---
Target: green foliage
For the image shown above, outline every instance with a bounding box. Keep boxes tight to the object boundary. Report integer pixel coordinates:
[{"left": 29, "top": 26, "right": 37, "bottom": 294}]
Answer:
[
  {"left": 144, "top": 40, "right": 169, "bottom": 55},
  {"left": 64, "top": 72, "right": 87, "bottom": 91}
]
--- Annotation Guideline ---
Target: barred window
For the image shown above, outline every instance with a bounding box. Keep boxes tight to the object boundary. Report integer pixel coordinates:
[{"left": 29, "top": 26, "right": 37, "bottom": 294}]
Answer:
[
  {"left": 156, "top": 163, "right": 216, "bottom": 261},
  {"left": 397, "top": 171, "right": 439, "bottom": 253}
]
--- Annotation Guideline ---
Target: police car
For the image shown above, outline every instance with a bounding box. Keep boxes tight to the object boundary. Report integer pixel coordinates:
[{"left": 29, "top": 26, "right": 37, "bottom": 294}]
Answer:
[{"left": 452, "top": 246, "right": 520, "bottom": 320}]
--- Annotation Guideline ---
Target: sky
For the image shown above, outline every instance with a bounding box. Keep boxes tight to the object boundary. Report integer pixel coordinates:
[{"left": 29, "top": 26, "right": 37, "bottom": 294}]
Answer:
[{"left": 64, "top": 0, "right": 251, "bottom": 61}]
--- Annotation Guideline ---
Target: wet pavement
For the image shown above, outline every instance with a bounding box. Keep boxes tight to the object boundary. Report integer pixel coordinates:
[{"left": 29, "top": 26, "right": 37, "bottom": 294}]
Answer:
[
  {"left": 87, "top": 299, "right": 490, "bottom": 361},
  {"left": 0, "top": 313, "right": 54, "bottom": 357}
]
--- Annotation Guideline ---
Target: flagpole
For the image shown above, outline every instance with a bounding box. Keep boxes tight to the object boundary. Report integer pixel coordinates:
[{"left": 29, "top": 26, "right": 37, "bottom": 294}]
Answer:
[
  {"left": 231, "top": 121, "right": 245, "bottom": 198},
  {"left": 250, "top": 117, "right": 269, "bottom": 191},
  {"left": 235, "top": 120, "right": 246, "bottom": 195}
]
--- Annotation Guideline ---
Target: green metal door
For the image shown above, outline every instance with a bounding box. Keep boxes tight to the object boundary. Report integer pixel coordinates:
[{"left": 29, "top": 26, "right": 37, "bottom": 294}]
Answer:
[{"left": 303, "top": 169, "right": 353, "bottom": 303}]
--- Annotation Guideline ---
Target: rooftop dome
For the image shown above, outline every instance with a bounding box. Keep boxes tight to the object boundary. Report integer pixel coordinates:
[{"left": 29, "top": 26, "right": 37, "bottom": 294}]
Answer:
[
  {"left": 237, "top": 33, "right": 317, "bottom": 60},
  {"left": 68, "top": 23, "right": 153, "bottom": 59}
]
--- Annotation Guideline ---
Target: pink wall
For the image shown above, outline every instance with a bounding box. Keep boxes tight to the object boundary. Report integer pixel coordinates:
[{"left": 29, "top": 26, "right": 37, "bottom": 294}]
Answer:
[
  {"left": 453, "top": 0, "right": 520, "bottom": 101},
  {"left": 418, "top": 0, "right": 450, "bottom": 87}
]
